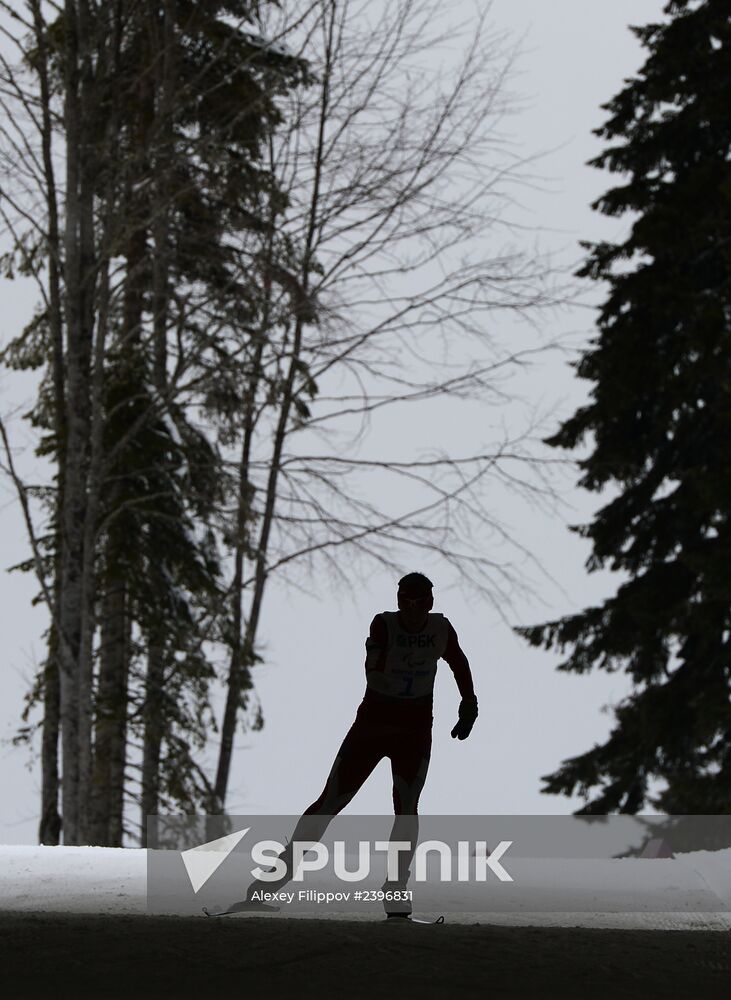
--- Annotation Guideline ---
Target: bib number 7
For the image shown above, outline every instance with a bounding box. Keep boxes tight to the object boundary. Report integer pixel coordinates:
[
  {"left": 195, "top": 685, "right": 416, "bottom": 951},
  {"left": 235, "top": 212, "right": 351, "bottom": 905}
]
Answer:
[{"left": 398, "top": 674, "right": 414, "bottom": 696}]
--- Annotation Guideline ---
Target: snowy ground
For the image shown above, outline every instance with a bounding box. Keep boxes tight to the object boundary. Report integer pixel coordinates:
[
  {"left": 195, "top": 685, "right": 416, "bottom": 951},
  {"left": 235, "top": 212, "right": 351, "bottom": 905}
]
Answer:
[
  {"left": 1, "top": 844, "right": 729, "bottom": 931},
  {"left": 2, "top": 846, "right": 730, "bottom": 1000}
]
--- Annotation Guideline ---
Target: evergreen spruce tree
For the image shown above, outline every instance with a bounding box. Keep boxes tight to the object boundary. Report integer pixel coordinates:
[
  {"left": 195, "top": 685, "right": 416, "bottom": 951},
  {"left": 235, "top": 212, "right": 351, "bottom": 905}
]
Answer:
[{"left": 516, "top": 0, "right": 731, "bottom": 813}]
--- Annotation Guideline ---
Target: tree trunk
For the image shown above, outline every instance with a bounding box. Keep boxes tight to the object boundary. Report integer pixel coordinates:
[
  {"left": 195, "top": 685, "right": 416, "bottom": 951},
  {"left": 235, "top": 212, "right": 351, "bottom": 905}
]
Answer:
[
  {"left": 30, "top": 0, "right": 66, "bottom": 847},
  {"left": 39, "top": 626, "right": 62, "bottom": 845},
  {"left": 105, "top": 615, "right": 130, "bottom": 848},
  {"left": 75, "top": 0, "right": 123, "bottom": 847},
  {"left": 151, "top": 0, "right": 176, "bottom": 394},
  {"left": 213, "top": 416, "right": 257, "bottom": 812},
  {"left": 89, "top": 66, "right": 151, "bottom": 839},
  {"left": 58, "top": 0, "right": 95, "bottom": 845},
  {"left": 213, "top": 223, "right": 275, "bottom": 811},
  {"left": 89, "top": 552, "right": 129, "bottom": 846},
  {"left": 87, "top": 194, "right": 146, "bottom": 844},
  {"left": 136, "top": 3, "right": 177, "bottom": 846},
  {"left": 140, "top": 634, "right": 165, "bottom": 847}
]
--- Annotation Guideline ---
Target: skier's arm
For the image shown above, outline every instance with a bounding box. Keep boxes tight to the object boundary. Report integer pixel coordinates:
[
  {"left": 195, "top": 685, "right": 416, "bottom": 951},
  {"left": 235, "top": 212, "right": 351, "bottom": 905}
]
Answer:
[
  {"left": 443, "top": 621, "right": 475, "bottom": 698},
  {"left": 364, "top": 614, "right": 388, "bottom": 676},
  {"left": 443, "top": 621, "right": 478, "bottom": 739}
]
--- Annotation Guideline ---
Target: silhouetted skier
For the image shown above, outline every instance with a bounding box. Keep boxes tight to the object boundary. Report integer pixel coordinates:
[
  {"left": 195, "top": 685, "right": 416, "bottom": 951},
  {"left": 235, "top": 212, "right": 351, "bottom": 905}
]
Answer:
[{"left": 241, "top": 572, "right": 477, "bottom": 917}]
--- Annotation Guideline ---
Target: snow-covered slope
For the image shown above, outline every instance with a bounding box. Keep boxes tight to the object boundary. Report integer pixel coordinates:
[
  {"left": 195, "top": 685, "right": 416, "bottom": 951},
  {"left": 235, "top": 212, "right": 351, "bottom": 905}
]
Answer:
[
  {"left": 1, "top": 844, "right": 729, "bottom": 929},
  {"left": 1, "top": 845, "right": 146, "bottom": 914}
]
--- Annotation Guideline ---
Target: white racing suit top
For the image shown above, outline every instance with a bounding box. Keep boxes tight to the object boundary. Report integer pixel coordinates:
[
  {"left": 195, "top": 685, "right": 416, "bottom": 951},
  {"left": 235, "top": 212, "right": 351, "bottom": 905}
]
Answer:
[{"left": 365, "top": 611, "right": 450, "bottom": 699}]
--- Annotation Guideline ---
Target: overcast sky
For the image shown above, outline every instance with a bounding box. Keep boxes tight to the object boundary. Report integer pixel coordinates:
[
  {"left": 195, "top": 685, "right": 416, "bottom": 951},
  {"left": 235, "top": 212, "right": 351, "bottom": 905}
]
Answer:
[{"left": 0, "top": 1, "right": 671, "bottom": 845}]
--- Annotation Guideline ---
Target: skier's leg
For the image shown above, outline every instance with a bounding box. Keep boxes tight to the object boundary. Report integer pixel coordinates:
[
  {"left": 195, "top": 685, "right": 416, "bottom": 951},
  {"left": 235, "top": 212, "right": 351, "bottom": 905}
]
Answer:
[
  {"left": 304, "top": 723, "right": 384, "bottom": 817},
  {"left": 382, "top": 730, "right": 432, "bottom": 915},
  {"left": 283, "top": 733, "right": 383, "bottom": 853},
  {"left": 245, "top": 719, "right": 383, "bottom": 898}
]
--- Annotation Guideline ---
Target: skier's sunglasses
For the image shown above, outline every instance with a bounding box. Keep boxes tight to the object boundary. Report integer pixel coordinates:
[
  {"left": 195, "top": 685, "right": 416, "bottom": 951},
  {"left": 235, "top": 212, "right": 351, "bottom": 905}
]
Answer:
[{"left": 398, "top": 593, "right": 431, "bottom": 609}]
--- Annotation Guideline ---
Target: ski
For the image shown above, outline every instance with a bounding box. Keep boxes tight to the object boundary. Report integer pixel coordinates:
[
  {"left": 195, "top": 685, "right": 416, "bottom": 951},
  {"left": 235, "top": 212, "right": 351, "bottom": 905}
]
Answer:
[
  {"left": 386, "top": 914, "right": 445, "bottom": 924},
  {"left": 203, "top": 901, "right": 280, "bottom": 917}
]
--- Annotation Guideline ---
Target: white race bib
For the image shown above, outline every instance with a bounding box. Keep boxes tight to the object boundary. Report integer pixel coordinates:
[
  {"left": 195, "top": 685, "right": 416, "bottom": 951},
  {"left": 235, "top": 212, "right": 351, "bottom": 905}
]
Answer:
[{"left": 366, "top": 612, "right": 449, "bottom": 699}]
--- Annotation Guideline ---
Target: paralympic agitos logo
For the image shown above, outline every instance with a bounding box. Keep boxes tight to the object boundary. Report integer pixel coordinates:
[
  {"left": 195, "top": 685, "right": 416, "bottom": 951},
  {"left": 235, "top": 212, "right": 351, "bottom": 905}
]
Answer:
[{"left": 181, "top": 829, "right": 513, "bottom": 894}]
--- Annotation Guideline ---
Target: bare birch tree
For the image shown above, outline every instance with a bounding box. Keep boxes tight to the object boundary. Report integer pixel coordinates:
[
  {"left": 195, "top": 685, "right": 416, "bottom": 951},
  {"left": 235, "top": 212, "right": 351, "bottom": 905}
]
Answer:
[{"left": 209, "top": 0, "right": 578, "bottom": 809}]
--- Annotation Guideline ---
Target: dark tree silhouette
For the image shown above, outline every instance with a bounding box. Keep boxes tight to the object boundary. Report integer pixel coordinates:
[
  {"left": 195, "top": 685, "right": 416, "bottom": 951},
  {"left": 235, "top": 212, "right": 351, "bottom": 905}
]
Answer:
[{"left": 516, "top": 0, "right": 731, "bottom": 813}]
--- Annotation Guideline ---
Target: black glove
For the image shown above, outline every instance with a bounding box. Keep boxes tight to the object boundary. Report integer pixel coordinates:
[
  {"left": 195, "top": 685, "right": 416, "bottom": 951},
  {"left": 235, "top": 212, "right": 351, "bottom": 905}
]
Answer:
[{"left": 451, "top": 696, "right": 478, "bottom": 740}]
